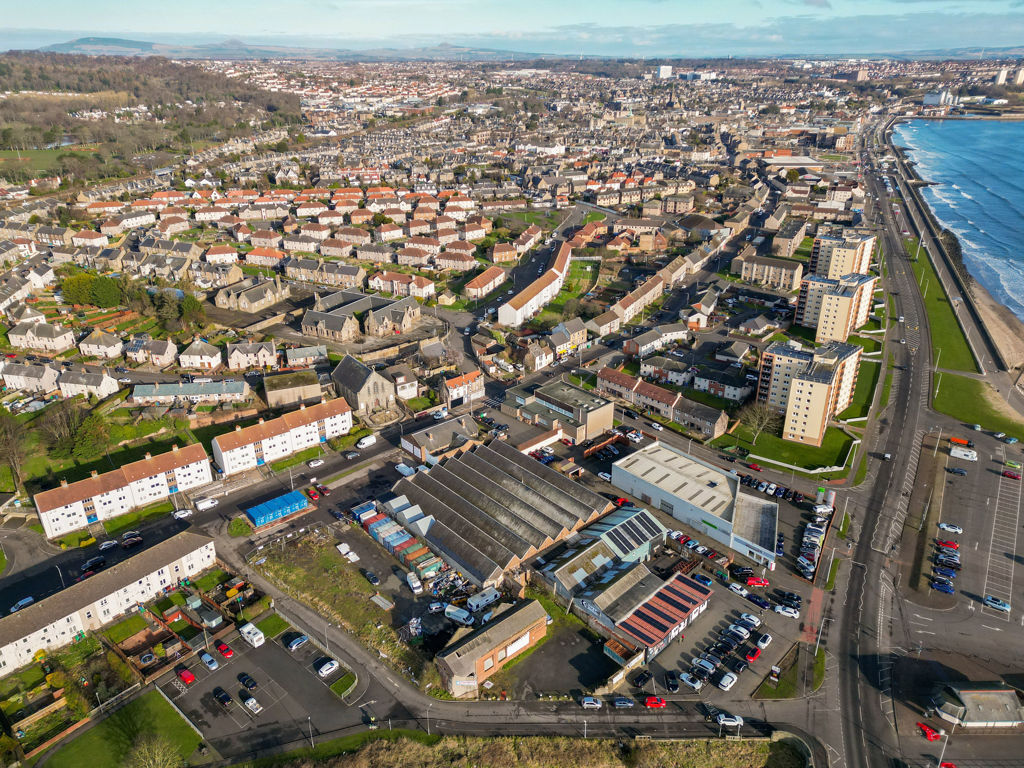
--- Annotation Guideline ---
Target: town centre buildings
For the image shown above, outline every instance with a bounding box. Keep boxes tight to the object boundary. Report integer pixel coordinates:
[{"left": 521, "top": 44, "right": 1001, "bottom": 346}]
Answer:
[{"left": 609, "top": 442, "right": 778, "bottom": 567}]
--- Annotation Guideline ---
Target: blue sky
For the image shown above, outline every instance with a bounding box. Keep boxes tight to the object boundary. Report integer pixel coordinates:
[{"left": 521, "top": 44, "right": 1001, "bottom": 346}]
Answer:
[{"left": 5, "top": 0, "right": 1024, "bottom": 55}]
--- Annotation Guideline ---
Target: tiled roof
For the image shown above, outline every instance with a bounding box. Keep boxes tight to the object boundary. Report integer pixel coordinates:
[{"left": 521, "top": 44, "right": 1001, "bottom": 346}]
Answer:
[{"left": 213, "top": 398, "right": 351, "bottom": 453}]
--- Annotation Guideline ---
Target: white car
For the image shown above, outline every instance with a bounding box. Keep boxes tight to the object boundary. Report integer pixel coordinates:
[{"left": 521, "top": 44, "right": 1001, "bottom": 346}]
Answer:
[
  {"left": 433, "top": 410, "right": 448, "bottom": 420},
  {"left": 648, "top": 422, "right": 663, "bottom": 432},
  {"left": 757, "top": 633, "right": 773, "bottom": 650},
  {"left": 681, "top": 672, "right": 704, "bottom": 691},
  {"left": 938, "top": 523, "right": 964, "bottom": 534},
  {"left": 598, "top": 472, "right": 612, "bottom": 482},
  {"left": 316, "top": 658, "right": 340, "bottom": 678},
  {"left": 737, "top": 613, "right": 762, "bottom": 629},
  {"left": 765, "top": 483, "right": 777, "bottom": 495},
  {"left": 729, "top": 584, "right": 750, "bottom": 598},
  {"left": 172, "top": 509, "right": 193, "bottom": 520},
  {"left": 717, "top": 672, "right": 738, "bottom": 691},
  {"left": 716, "top": 712, "right": 744, "bottom": 728},
  {"left": 307, "top": 459, "right": 325, "bottom": 469},
  {"left": 774, "top": 605, "right": 800, "bottom": 619},
  {"left": 243, "top": 694, "right": 263, "bottom": 714},
  {"left": 726, "top": 624, "right": 751, "bottom": 641}
]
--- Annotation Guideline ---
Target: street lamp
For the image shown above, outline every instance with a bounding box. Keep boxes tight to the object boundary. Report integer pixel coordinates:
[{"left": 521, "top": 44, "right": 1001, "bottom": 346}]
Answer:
[
  {"left": 936, "top": 722, "right": 955, "bottom": 767},
  {"left": 324, "top": 620, "right": 333, "bottom": 654},
  {"left": 426, "top": 702, "right": 434, "bottom": 736}
]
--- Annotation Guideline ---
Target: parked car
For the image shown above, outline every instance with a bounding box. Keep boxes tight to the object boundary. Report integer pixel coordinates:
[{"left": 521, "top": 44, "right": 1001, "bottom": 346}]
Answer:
[
  {"left": 757, "top": 633, "right": 773, "bottom": 650},
  {"left": 172, "top": 508, "right": 193, "bottom": 520},
  {"left": 716, "top": 712, "right": 744, "bottom": 728},
  {"left": 213, "top": 687, "right": 232, "bottom": 708},
  {"left": 307, "top": 488, "right": 321, "bottom": 501},
  {"left": 984, "top": 595, "right": 1011, "bottom": 612},
  {"left": 308, "top": 459, "right": 325, "bottom": 469},
  {"left": 286, "top": 634, "right": 309, "bottom": 651},
  {"left": 632, "top": 670, "right": 653, "bottom": 688},
  {"left": 200, "top": 652, "right": 219, "bottom": 671},
  {"left": 580, "top": 696, "right": 602, "bottom": 709},
  {"left": 729, "top": 584, "right": 750, "bottom": 598},
  {"left": 215, "top": 641, "right": 234, "bottom": 658},
  {"left": 938, "top": 523, "right": 964, "bottom": 534},
  {"left": 239, "top": 673, "right": 258, "bottom": 690},
  {"left": 316, "top": 658, "right": 340, "bottom": 678},
  {"left": 774, "top": 605, "right": 800, "bottom": 619},
  {"left": 243, "top": 694, "right": 263, "bottom": 715},
  {"left": 644, "top": 696, "right": 667, "bottom": 709},
  {"left": 598, "top": 472, "right": 612, "bottom": 481},
  {"left": 717, "top": 672, "right": 738, "bottom": 691},
  {"left": 176, "top": 667, "right": 196, "bottom": 685},
  {"left": 692, "top": 574, "right": 713, "bottom": 588},
  {"left": 665, "top": 671, "right": 679, "bottom": 693},
  {"left": 747, "top": 594, "right": 771, "bottom": 610},
  {"left": 613, "top": 696, "right": 635, "bottom": 708}
]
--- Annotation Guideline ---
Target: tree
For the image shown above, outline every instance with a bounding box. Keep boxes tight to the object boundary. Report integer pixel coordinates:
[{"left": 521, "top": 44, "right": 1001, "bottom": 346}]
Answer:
[
  {"left": 72, "top": 413, "right": 109, "bottom": 460},
  {"left": 370, "top": 212, "right": 393, "bottom": 227},
  {"left": 123, "top": 734, "right": 184, "bottom": 768},
  {"left": 739, "top": 403, "right": 781, "bottom": 446},
  {"left": 90, "top": 276, "right": 122, "bottom": 308},
  {"left": 62, "top": 272, "right": 96, "bottom": 306},
  {"left": 785, "top": 169, "right": 800, "bottom": 184},
  {"left": 179, "top": 294, "right": 205, "bottom": 328},
  {"left": 38, "top": 399, "right": 85, "bottom": 456},
  {"left": 0, "top": 412, "right": 28, "bottom": 489}
]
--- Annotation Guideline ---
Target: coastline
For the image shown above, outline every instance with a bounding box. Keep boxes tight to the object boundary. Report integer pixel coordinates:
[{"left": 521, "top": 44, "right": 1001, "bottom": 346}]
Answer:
[{"left": 892, "top": 131, "right": 1024, "bottom": 370}]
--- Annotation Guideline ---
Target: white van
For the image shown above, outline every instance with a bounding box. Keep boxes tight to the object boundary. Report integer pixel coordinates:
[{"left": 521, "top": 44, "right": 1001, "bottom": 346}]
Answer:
[
  {"left": 444, "top": 604, "right": 474, "bottom": 627},
  {"left": 356, "top": 434, "right": 377, "bottom": 449},
  {"left": 466, "top": 586, "right": 501, "bottom": 613},
  {"left": 395, "top": 463, "right": 416, "bottom": 477},
  {"left": 195, "top": 498, "right": 219, "bottom": 511},
  {"left": 407, "top": 571, "right": 423, "bottom": 595},
  {"left": 239, "top": 622, "right": 265, "bottom": 648}
]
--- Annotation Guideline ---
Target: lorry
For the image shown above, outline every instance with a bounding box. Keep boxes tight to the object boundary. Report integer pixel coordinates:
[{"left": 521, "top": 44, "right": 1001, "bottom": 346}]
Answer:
[
  {"left": 950, "top": 446, "right": 978, "bottom": 462},
  {"left": 949, "top": 437, "right": 975, "bottom": 449},
  {"left": 238, "top": 622, "right": 265, "bottom": 648}
]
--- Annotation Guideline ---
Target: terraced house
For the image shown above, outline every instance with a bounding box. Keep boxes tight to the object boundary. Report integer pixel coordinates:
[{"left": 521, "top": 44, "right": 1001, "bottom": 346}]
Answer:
[{"left": 33, "top": 443, "right": 212, "bottom": 539}]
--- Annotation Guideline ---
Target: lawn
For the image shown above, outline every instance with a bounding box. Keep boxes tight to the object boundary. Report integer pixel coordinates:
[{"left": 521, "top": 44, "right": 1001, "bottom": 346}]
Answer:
[
  {"left": 506, "top": 210, "right": 563, "bottom": 232},
  {"left": 253, "top": 613, "right": 290, "bottom": 639},
  {"left": 102, "top": 501, "right": 173, "bottom": 536},
  {"left": 682, "top": 388, "right": 736, "bottom": 412},
  {"left": 569, "top": 373, "right": 596, "bottom": 390},
  {"left": 793, "top": 236, "right": 814, "bottom": 260},
  {"left": 270, "top": 445, "right": 324, "bottom": 472},
  {"left": 847, "top": 335, "right": 881, "bottom": 354},
  {"left": 0, "top": 148, "right": 66, "bottom": 173},
  {"left": 194, "top": 567, "right": 229, "bottom": 593},
  {"left": 825, "top": 558, "right": 842, "bottom": 591},
  {"left": 405, "top": 395, "right": 434, "bottom": 412},
  {"left": 103, "top": 615, "right": 147, "bottom": 644},
  {"left": 44, "top": 689, "right": 201, "bottom": 768},
  {"left": 905, "top": 237, "right": 978, "bottom": 372},
  {"left": 837, "top": 360, "right": 880, "bottom": 420},
  {"left": 583, "top": 211, "right": 606, "bottom": 224},
  {"left": 330, "top": 671, "right": 357, "bottom": 698},
  {"left": 713, "top": 424, "right": 854, "bottom": 472},
  {"left": 228, "top": 517, "right": 253, "bottom": 538},
  {"left": 879, "top": 365, "right": 894, "bottom": 410},
  {"left": 933, "top": 373, "right": 1024, "bottom": 440}
]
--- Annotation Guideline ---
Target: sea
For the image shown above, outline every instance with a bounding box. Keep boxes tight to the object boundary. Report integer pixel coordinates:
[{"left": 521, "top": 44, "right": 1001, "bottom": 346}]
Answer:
[{"left": 894, "top": 119, "right": 1024, "bottom": 321}]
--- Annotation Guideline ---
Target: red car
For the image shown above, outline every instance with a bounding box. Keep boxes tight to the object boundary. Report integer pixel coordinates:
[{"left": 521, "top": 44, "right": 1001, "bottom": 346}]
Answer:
[
  {"left": 917, "top": 722, "right": 942, "bottom": 741},
  {"left": 215, "top": 641, "right": 234, "bottom": 658},
  {"left": 176, "top": 667, "right": 196, "bottom": 685},
  {"left": 560, "top": 438, "right": 574, "bottom": 447},
  {"left": 1003, "top": 470, "right": 1021, "bottom": 480},
  {"left": 746, "top": 576, "right": 770, "bottom": 588},
  {"left": 614, "top": 497, "right": 630, "bottom": 507},
  {"left": 745, "top": 647, "right": 762, "bottom": 663},
  {"left": 644, "top": 696, "right": 666, "bottom": 708},
  {"left": 307, "top": 488, "right": 320, "bottom": 501},
  {"left": 935, "top": 539, "right": 959, "bottom": 550},
  {"left": 316, "top": 484, "right": 331, "bottom": 497},
  {"left": 3, "top": 353, "right": 15, "bottom": 359},
  {"left": 704, "top": 549, "right": 718, "bottom": 559},
  {"left": 748, "top": 463, "right": 763, "bottom": 472}
]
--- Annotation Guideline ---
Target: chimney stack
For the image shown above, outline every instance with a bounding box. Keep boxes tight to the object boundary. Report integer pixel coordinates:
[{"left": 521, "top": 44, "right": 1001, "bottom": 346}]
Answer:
[
  {"left": 60, "top": 479, "right": 68, "bottom": 487},
  {"left": 90, "top": 470, "right": 98, "bottom": 478}
]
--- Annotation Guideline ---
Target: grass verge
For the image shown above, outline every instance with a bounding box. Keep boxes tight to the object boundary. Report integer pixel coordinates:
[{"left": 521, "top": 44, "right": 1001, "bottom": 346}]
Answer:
[
  {"left": 102, "top": 501, "right": 173, "bottom": 536},
  {"left": 713, "top": 424, "right": 854, "bottom": 473},
  {"left": 813, "top": 647, "right": 826, "bottom": 692},
  {"left": 253, "top": 613, "right": 290, "bottom": 638},
  {"left": 228, "top": 517, "right": 253, "bottom": 538},
  {"left": 825, "top": 558, "right": 841, "bottom": 591},
  {"left": 838, "top": 361, "right": 881, "bottom": 420},
  {"left": 837, "top": 511, "right": 850, "bottom": 540},
  {"left": 270, "top": 445, "right": 325, "bottom": 472},
  {"left": 329, "top": 671, "right": 356, "bottom": 698},
  {"left": 933, "top": 373, "right": 1024, "bottom": 440},
  {"left": 44, "top": 689, "right": 200, "bottom": 768}
]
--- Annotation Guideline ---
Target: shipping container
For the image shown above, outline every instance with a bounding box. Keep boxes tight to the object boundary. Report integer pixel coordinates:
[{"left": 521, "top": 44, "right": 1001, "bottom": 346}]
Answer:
[
  {"left": 361, "top": 513, "right": 386, "bottom": 531},
  {"left": 352, "top": 501, "right": 376, "bottom": 520},
  {"left": 245, "top": 490, "right": 309, "bottom": 528},
  {"left": 403, "top": 545, "right": 430, "bottom": 565},
  {"left": 393, "top": 538, "right": 419, "bottom": 557},
  {"left": 386, "top": 532, "right": 412, "bottom": 553},
  {"left": 415, "top": 557, "right": 443, "bottom": 578}
]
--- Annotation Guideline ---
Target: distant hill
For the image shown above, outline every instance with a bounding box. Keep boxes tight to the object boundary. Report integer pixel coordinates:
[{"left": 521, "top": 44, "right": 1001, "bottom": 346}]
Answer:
[{"left": 41, "top": 36, "right": 547, "bottom": 61}]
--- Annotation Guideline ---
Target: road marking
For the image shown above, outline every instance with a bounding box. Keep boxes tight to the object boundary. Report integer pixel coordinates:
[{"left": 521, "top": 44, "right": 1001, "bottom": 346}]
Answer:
[
  {"left": 916, "top": 630, "right": 935, "bottom": 635},
  {"left": 912, "top": 613, "right": 933, "bottom": 621},
  {"left": 982, "top": 624, "right": 1004, "bottom": 631}
]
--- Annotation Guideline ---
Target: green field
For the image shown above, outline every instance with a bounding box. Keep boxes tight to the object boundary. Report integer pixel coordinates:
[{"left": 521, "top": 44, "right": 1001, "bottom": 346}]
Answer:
[
  {"left": 44, "top": 690, "right": 201, "bottom": 768},
  {"left": 0, "top": 149, "right": 66, "bottom": 173},
  {"left": 837, "top": 361, "right": 881, "bottom": 420},
  {"left": 583, "top": 211, "right": 606, "bottom": 224},
  {"left": 713, "top": 424, "right": 854, "bottom": 473},
  {"left": 102, "top": 501, "right": 173, "bottom": 536},
  {"left": 933, "top": 373, "right": 1024, "bottom": 440},
  {"left": 905, "top": 237, "right": 978, "bottom": 372}
]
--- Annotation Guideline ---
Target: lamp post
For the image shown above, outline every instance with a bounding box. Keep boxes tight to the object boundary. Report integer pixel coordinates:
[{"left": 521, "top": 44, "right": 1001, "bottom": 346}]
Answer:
[
  {"left": 936, "top": 722, "right": 955, "bottom": 767},
  {"left": 307, "top": 715, "right": 314, "bottom": 748},
  {"left": 426, "top": 702, "right": 434, "bottom": 736},
  {"left": 324, "top": 620, "right": 333, "bottom": 654}
]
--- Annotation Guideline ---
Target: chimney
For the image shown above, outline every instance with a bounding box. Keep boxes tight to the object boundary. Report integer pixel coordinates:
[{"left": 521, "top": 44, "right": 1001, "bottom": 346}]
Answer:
[
  {"left": 172, "top": 444, "right": 179, "bottom": 452},
  {"left": 235, "top": 424, "right": 242, "bottom": 431},
  {"left": 60, "top": 479, "right": 68, "bottom": 487},
  {"left": 144, "top": 452, "right": 152, "bottom": 460},
  {"left": 90, "top": 470, "right": 98, "bottom": 478},
  {"left": 258, "top": 418, "right": 264, "bottom": 425}
]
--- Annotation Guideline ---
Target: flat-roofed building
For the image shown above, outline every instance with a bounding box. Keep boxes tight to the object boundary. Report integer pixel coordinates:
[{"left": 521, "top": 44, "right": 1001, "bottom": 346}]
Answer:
[
  {"left": 0, "top": 531, "right": 216, "bottom": 670},
  {"left": 130, "top": 380, "right": 250, "bottom": 405},
  {"left": 772, "top": 218, "right": 808, "bottom": 259},
  {"left": 758, "top": 340, "right": 862, "bottom": 446},
  {"left": 796, "top": 273, "right": 877, "bottom": 343},
  {"left": 809, "top": 231, "right": 875, "bottom": 279},
  {"left": 212, "top": 399, "right": 351, "bottom": 476},
  {"left": 610, "top": 442, "right": 777, "bottom": 566},
  {"left": 930, "top": 682, "right": 1024, "bottom": 728},
  {"left": 502, "top": 380, "right": 614, "bottom": 442},
  {"left": 435, "top": 599, "right": 548, "bottom": 697},
  {"left": 33, "top": 444, "right": 212, "bottom": 539}
]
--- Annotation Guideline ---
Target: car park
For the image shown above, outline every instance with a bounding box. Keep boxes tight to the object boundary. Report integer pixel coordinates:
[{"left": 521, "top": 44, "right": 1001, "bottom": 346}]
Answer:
[
  {"left": 728, "top": 658, "right": 748, "bottom": 674},
  {"left": 745, "top": 646, "right": 762, "bottom": 663},
  {"left": 984, "top": 595, "right": 1011, "bottom": 612},
  {"left": 737, "top": 613, "right": 762, "bottom": 629},
  {"left": 632, "top": 670, "right": 653, "bottom": 688},
  {"left": 731, "top": 565, "right": 753, "bottom": 578},
  {"left": 935, "top": 558, "right": 961, "bottom": 571},
  {"left": 286, "top": 634, "right": 309, "bottom": 651},
  {"left": 756, "top": 633, "right": 773, "bottom": 650},
  {"left": 1002, "top": 470, "right": 1021, "bottom": 480},
  {"left": 933, "top": 566, "right": 957, "bottom": 580},
  {"left": 936, "top": 539, "right": 959, "bottom": 550},
  {"left": 765, "top": 483, "right": 777, "bottom": 495},
  {"left": 200, "top": 652, "right": 219, "bottom": 671},
  {"left": 176, "top": 667, "right": 196, "bottom": 685},
  {"left": 745, "top": 576, "right": 769, "bottom": 588},
  {"left": 726, "top": 624, "right": 751, "bottom": 641},
  {"left": 693, "top": 658, "right": 716, "bottom": 675},
  {"left": 692, "top": 574, "right": 713, "bottom": 587},
  {"left": 307, "top": 488, "right": 320, "bottom": 501},
  {"left": 316, "top": 484, "right": 331, "bottom": 496},
  {"left": 665, "top": 671, "right": 679, "bottom": 692}
]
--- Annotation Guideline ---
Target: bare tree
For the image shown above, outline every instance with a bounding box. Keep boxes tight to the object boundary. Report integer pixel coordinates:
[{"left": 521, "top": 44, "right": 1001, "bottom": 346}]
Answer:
[
  {"left": 37, "top": 399, "right": 85, "bottom": 453},
  {"left": 0, "top": 412, "right": 28, "bottom": 490},
  {"left": 123, "top": 735, "right": 184, "bottom": 768},
  {"left": 739, "top": 402, "right": 781, "bottom": 446}
]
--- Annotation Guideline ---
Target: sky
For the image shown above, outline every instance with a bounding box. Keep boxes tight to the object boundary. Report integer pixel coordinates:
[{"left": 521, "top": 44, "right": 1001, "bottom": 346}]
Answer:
[{"left": 4, "top": 0, "right": 1024, "bottom": 56}]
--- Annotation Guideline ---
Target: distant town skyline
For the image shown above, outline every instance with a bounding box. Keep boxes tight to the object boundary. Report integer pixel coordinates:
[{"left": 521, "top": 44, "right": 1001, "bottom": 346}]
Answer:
[{"left": 5, "top": 0, "right": 1024, "bottom": 57}]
